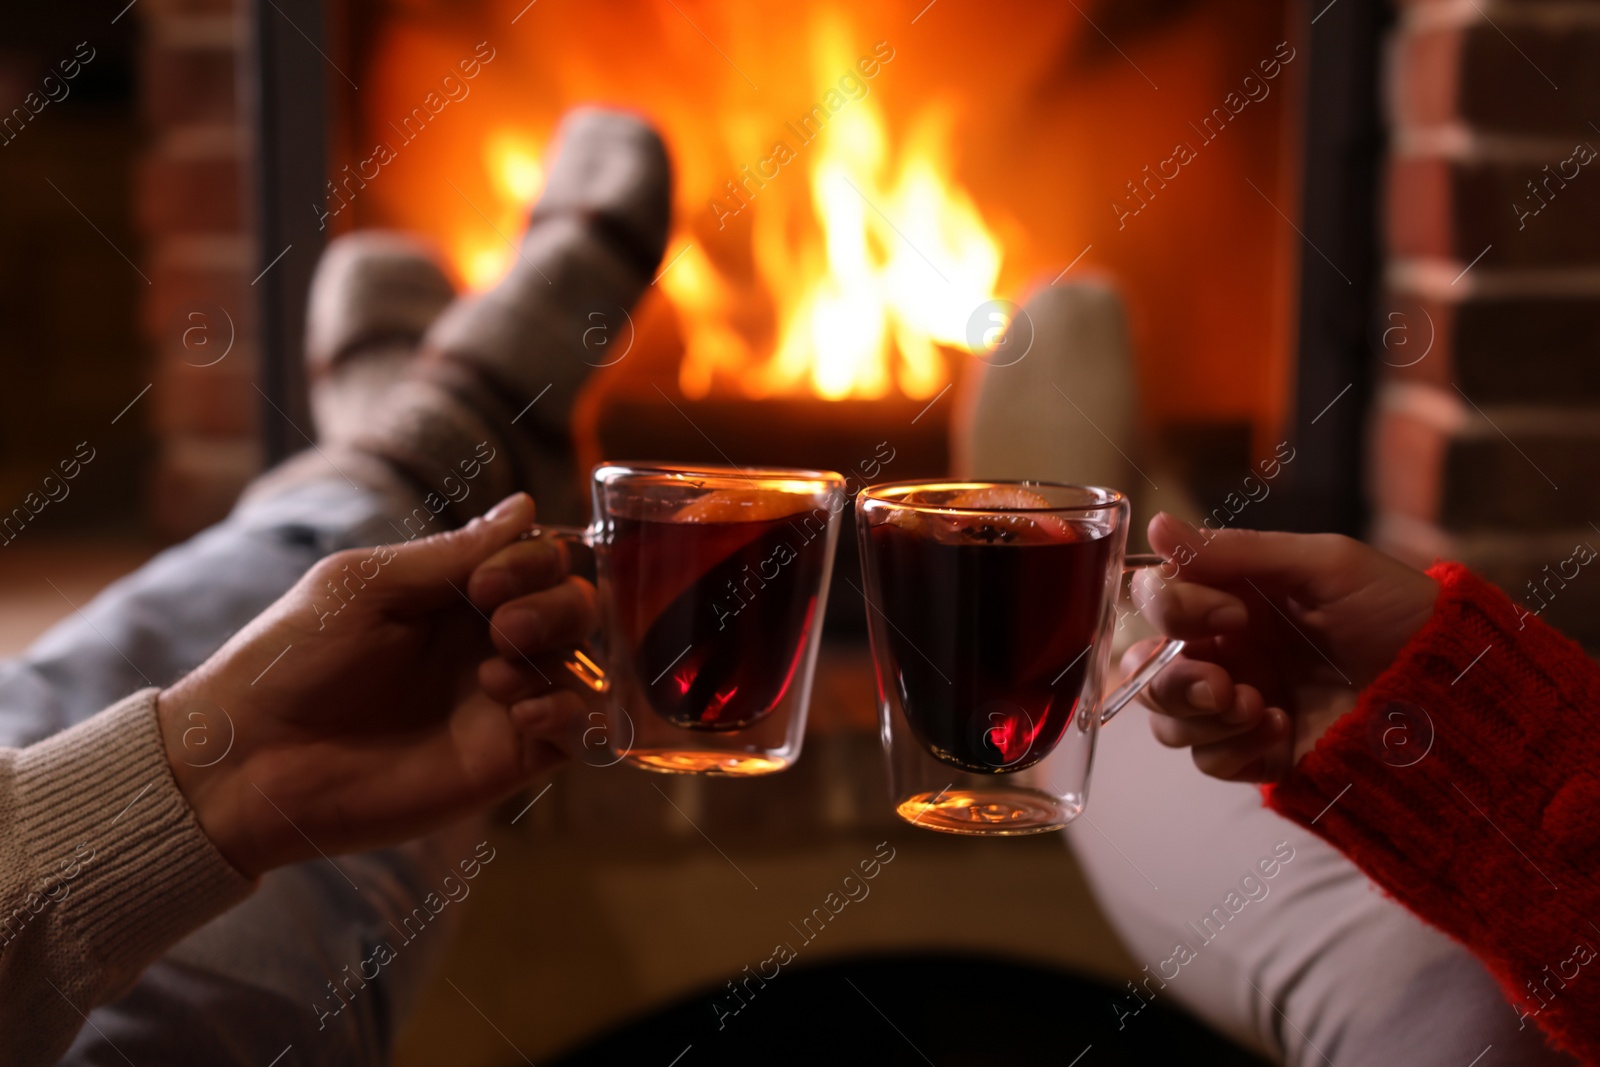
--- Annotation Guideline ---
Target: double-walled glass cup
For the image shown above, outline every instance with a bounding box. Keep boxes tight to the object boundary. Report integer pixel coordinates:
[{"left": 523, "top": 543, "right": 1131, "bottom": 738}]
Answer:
[
  {"left": 537, "top": 463, "right": 845, "bottom": 776},
  {"left": 855, "top": 481, "right": 1183, "bottom": 834}
]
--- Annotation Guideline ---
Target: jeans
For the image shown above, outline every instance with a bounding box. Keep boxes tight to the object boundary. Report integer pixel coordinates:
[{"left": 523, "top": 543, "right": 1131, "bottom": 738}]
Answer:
[{"left": 0, "top": 464, "right": 470, "bottom": 1067}]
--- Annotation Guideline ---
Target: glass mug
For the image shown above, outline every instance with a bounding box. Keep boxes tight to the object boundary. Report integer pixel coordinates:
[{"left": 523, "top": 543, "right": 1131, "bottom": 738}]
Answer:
[
  {"left": 533, "top": 462, "right": 845, "bottom": 776},
  {"left": 855, "top": 480, "right": 1184, "bottom": 835}
]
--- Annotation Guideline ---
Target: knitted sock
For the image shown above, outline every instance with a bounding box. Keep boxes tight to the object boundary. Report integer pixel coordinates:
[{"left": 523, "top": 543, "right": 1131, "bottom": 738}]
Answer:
[
  {"left": 240, "top": 232, "right": 460, "bottom": 519},
  {"left": 305, "top": 230, "right": 457, "bottom": 447},
  {"left": 357, "top": 107, "right": 672, "bottom": 526}
]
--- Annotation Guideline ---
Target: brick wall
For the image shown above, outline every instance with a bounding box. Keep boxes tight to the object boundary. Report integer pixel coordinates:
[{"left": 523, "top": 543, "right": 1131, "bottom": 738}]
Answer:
[
  {"left": 137, "top": 0, "right": 260, "bottom": 539},
  {"left": 1373, "top": 0, "right": 1600, "bottom": 647}
]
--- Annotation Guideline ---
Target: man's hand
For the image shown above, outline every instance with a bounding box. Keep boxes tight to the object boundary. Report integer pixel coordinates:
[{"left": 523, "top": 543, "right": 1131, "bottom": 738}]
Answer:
[
  {"left": 158, "top": 493, "right": 599, "bottom": 878},
  {"left": 1122, "top": 513, "right": 1439, "bottom": 782}
]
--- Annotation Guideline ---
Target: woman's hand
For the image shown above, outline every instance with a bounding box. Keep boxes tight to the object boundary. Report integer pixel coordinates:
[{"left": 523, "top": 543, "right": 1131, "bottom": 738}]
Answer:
[
  {"left": 1122, "top": 513, "right": 1439, "bottom": 782},
  {"left": 158, "top": 492, "right": 599, "bottom": 878}
]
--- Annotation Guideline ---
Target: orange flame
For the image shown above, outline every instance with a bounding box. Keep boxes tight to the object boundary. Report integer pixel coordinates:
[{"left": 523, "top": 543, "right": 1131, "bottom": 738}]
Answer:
[
  {"left": 356, "top": 0, "right": 1300, "bottom": 441},
  {"left": 427, "top": 19, "right": 1000, "bottom": 401},
  {"left": 456, "top": 129, "right": 545, "bottom": 290},
  {"left": 662, "top": 27, "right": 1000, "bottom": 400}
]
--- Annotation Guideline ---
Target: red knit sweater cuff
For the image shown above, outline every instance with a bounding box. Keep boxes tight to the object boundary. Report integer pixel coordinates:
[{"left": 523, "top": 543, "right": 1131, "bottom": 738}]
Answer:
[
  {"left": 1265, "top": 561, "right": 1599, "bottom": 848},
  {"left": 1265, "top": 561, "right": 1600, "bottom": 1061}
]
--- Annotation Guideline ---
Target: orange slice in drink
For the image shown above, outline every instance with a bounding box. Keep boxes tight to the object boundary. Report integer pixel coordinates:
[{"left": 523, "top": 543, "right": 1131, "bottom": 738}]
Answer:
[
  {"left": 909, "top": 485, "right": 1079, "bottom": 544},
  {"left": 947, "top": 486, "right": 1056, "bottom": 511},
  {"left": 673, "top": 488, "right": 810, "bottom": 524}
]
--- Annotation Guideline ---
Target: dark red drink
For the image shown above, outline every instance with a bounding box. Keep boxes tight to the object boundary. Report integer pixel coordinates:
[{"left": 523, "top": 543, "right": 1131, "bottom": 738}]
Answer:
[
  {"left": 607, "top": 498, "right": 832, "bottom": 731},
  {"left": 863, "top": 513, "right": 1113, "bottom": 772}
]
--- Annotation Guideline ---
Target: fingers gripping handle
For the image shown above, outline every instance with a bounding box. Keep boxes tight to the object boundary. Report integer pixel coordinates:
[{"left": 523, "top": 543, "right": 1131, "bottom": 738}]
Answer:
[
  {"left": 1101, "top": 637, "right": 1184, "bottom": 726},
  {"left": 1100, "top": 553, "right": 1185, "bottom": 726},
  {"left": 522, "top": 524, "right": 608, "bottom": 693}
]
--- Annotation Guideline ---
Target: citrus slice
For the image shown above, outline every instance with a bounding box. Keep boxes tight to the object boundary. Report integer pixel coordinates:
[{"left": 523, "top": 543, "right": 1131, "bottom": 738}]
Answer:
[
  {"left": 673, "top": 488, "right": 810, "bottom": 524},
  {"left": 947, "top": 486, "right": 1056, "bottom": 511},
  {"left": 941, "top": 486, "right": 1078, "bottom": 544}
]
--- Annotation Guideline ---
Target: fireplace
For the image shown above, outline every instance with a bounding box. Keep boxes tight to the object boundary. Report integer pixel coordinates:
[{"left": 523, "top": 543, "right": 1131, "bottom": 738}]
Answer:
[
  {"left": 128, "top": 0, "right": 1400, "bottom": 552},
  {"left": 362, "top": 0, "right": 1310, "bottom": 469},
  {"left": 247, "top": 0, "right": 1359, "bottom": 524}
]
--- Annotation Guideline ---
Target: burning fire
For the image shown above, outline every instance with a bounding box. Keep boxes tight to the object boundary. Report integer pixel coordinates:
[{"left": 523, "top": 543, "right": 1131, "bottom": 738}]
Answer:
[
  {"left": 667, "top": 61, "right": 1001, "bottom": 401},
  {"left": 456, "top": 129, "right": 545, "bottom": 291},
  {"left": 359, "top": 0, "right": 1301, "bottom": 442},
  {"left": 435, "top": 22, "right": 1001, "bottom": 402}
]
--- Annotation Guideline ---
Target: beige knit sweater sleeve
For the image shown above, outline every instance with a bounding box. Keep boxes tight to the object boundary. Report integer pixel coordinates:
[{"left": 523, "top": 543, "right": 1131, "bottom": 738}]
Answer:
[{"left": 0, "top": 688, "right": 256, "bottom": 1066}]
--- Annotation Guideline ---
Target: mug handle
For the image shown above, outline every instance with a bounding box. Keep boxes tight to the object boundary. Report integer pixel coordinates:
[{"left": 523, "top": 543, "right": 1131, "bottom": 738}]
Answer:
[
  {"left": 520, "top": 524, "right": 608, "bottom": 693},
  {"left": 1099, "top": 553, "right": 1185, "bottom": 726}
]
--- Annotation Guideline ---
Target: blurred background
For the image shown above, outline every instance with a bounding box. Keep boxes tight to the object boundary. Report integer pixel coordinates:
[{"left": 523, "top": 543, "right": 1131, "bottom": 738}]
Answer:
[{"left": 2, "top": 0, "right": 1597, "bottom": 1061}]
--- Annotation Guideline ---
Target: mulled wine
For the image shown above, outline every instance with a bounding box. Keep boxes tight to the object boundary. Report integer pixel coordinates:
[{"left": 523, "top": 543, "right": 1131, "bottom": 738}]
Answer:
[
  {"left": 864, "top": 511, "right": 1113, "bottom": 772},
  {"left": 608, "top": 499, "right": 832, "bottom": 731}
]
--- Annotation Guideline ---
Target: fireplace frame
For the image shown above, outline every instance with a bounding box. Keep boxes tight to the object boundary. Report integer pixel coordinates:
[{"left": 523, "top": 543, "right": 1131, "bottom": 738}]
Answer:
[
  {"left": 1274, "top": 0, "right": 1391, "bottom": 536},
  {"left": 245, "top": 0, "right": 332, "bottom": 462},
  {"left": 245, "top": 0, "right": 1390, "bottom": 535}
]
